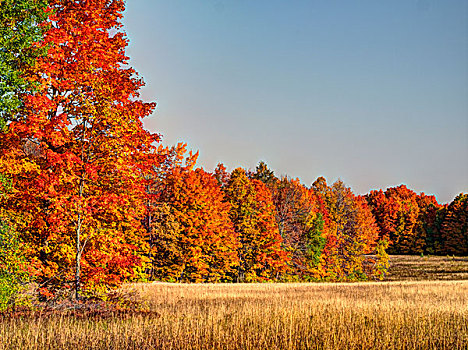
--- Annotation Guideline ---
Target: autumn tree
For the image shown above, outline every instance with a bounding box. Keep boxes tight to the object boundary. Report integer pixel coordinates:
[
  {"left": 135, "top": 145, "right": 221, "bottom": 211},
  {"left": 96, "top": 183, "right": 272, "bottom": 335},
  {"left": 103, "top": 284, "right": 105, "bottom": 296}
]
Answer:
[
  {"left": 0, "top": 0, "right": 48, "bottom": 232},
  {"left": 251, "top": 161, "right": 277, "bottom": 186},
  {"left": 326, "top": 181, "right": 366, "bottom": 279},
  {"left": 214, "top": 162, "right": 230, "bottom": 187},
  {"left": 252, "top": 162, "right": 328, "bottom": 279},
  {"left": 149, "top": 168, "right": 239, "bottom": 282},
  {"left": 441, "top": 194, "right": 467, "bottom": 255},
  {"left": 0, "top": 0, "right": 158, "bottom": 299},
  {"left": 0, "top": 0, "right": 49, "bottom": 307},
  {"left": 145, "top": 202, "right": 182, "bottom": 281},
  {"left": 312, "top": 178, "right": 382, "bottom": 280},
  {"left": 311, "top": 176, "right": 328, "bottom": 197},
  {"left": 0, "top": 0, "right": 48, "bottom": 126},
  {"left": 364, "top": 185, "right": 468, "bottom": 255},
  {"left": 269, "top": 177, "right": 326, "bottom": 280},
  {"left": 250, "top": 164, "right": 331, "bottom": 280},
  {"left": 223, "top": 168, "right": 289, "bottom": 282},
  {"left": 0, "top": 174, "right": 36, "bottom": 309},
  {"left": 366, "top": 185, "right": 425, "bottom": 254},
  {"left": 415, "top": 193, "right": 443, "bottom": 254}
]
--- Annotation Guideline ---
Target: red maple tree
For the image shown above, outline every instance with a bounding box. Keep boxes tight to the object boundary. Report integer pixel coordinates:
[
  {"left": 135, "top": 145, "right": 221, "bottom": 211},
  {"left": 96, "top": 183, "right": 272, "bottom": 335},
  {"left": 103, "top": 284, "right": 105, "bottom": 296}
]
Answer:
[{"left": 0, "top": 0, "right": 158, "bottom": 298}]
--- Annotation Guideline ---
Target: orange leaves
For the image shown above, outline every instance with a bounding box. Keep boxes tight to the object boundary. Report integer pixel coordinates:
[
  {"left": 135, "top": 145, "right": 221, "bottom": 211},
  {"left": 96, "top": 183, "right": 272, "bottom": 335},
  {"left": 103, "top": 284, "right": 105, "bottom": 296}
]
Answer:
[
  {"left": 146, "top": 165, "right": 291, "bottom": 283},
  {"left": 149, "top": 168, "right": 239, "bottom": 282},
  {"left": 364, "top": 186, "right": 468, "bottom": 256},
  {"left": 224, "top": 169, "right": 290, "bottom": 282},
  {"left": 144, "top": 163, "right": 394, "bottom": 282},
  {"left": 3, "top": 0, "right": 463, "bottom": 292},
  {"left": 0, "top": 0, "right": 159, "bottom": 294},
  {"left": 366, "top": 185, "right": 433, "bottom": 254},
  {"left": 311, "top": 179, "right": 382, "bottom": 281},
  {"left": 268, "top": 176, "right": 324, "bottom": 279},
  {"left": 354, "top": 196, "right": 380, "bottom": 254}
]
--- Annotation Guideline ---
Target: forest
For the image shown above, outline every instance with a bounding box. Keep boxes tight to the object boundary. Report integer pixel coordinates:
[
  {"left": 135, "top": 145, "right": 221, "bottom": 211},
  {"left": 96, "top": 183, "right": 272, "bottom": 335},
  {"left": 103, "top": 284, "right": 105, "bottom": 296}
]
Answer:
[{"left": 0, "top": 0, "right": 467, "bottom": 310}]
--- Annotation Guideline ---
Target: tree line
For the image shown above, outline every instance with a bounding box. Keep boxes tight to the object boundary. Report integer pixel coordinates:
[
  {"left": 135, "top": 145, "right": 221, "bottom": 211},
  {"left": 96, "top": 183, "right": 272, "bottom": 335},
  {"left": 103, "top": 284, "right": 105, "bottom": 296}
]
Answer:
[{"left": 0, "top": 0, "right": 466, "bottom": 307}]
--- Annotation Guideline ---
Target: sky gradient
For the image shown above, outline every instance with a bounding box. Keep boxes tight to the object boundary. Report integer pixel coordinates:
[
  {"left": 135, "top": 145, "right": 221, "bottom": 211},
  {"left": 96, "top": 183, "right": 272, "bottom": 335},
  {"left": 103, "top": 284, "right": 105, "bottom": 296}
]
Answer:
[{"left": 122, "top": 0, "right": 468, "bottom": 203}]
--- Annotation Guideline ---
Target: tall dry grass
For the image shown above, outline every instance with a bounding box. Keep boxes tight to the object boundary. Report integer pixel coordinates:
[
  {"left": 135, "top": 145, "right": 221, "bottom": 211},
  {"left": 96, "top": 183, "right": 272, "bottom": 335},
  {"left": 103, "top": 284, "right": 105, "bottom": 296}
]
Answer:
[
  {"left": 386, "top": 255, "right": 468, "bottom": 281},
  {"left": 1, "top": 280, "right": 467, "bottom": 349}
]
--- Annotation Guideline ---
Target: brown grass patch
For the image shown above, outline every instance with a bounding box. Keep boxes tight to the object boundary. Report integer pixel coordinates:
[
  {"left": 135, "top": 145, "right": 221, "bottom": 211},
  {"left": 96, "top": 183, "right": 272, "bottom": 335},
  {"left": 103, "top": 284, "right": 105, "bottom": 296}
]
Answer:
[{"left": 386, "top": 255, "right": 468, "bottom": 281}]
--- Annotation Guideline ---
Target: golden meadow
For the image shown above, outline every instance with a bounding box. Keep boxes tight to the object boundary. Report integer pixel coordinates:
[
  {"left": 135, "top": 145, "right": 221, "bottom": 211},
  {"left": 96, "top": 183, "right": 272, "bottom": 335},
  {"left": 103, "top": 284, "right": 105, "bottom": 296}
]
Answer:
[{"left": 1, "top": 279, "right": 467, "bottom": 349}]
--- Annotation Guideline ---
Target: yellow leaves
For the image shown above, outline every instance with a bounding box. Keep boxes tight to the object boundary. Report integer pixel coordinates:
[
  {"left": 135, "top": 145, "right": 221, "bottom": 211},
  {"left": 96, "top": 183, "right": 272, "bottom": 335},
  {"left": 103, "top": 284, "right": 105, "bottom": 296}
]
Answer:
[
  {"left": 0, "top": 154, "right": 40, "bottom": 176},
  {"left": 149, "top": 168, "right": 239, "bottom": 282},
  {"left": 224, "top": 170, "right": 290, "bottom": 281}
]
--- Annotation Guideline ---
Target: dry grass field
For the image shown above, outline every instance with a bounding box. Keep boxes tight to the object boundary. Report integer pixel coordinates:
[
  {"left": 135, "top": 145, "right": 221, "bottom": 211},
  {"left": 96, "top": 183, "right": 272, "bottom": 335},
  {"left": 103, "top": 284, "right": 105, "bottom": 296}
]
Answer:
[
  {"left": 385, "top": 255, "right": 468, "bottom": 281},
  {"left": 1, "top": 256, "right": 467, "bottom": 349}
]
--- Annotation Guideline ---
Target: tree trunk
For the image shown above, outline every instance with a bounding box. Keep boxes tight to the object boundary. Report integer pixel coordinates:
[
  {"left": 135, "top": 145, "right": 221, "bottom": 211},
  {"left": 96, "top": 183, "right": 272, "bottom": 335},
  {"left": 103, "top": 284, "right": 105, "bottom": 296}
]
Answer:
[
  {"left": 75, "top": 174, "right": 85, "bottom": 301},
  {"left": 75, "top": 215, "right": 81, "bottom": 300}
]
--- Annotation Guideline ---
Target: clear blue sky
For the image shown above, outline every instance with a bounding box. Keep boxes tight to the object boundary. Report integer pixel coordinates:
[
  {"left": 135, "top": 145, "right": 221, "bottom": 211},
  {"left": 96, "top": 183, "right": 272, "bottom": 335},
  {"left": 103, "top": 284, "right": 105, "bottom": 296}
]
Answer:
[{"left": 122, "top": 0, "right": 467, "bottom": 203}]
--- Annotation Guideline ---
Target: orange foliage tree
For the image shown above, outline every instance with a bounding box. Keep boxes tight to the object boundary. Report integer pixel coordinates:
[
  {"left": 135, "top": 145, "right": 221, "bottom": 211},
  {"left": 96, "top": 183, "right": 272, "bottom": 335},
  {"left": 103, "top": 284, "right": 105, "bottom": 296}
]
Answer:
[
  {"left": 365, "top": 185, "right": 468, "bottom": 255},
  {"left": 148, "top": 167, "right": 239, "bottom": 282},
  {"left": 0, "top": 0, "right": 158, "bottom": 298},
  {"left": 269, "top": 177, "right": 327, "bottom": 280},
  {"left": 312, "top": 178, "right": 383, "bottom": 280},
  {"left": 252, "top": 162, "right": 330, "bottom": 280},
  {"left": 364, "top": 185, "right": 450, "bottom": 254},
  {"left": 223, "top": 168, "right": 289, "bottom": 282}
]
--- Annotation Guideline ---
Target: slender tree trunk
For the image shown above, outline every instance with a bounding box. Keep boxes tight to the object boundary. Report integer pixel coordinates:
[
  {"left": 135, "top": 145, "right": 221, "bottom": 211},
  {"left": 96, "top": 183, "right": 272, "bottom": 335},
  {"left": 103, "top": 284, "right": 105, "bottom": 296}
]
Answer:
[
  {"left": 75, "top": 173, "right": 85, "bottom": 301},
  {"left": 146, "top": 184, "right": 154, "bottom": 280},
  {"left": 74, "top": 117, "right": 89, "bottom": 301},
  {"left": 75, "top": 212, "right": 81, "bottom": 300}
]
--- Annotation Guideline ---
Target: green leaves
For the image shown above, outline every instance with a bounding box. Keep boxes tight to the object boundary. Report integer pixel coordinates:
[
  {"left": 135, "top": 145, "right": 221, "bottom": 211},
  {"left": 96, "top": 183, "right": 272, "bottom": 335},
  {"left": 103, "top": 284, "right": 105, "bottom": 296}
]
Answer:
[
  {"left": 0, "top": 210, "right": 30, "bottom": 310},
  {"left": 0, "top": 0, "right": 49, "bottom": 122}
]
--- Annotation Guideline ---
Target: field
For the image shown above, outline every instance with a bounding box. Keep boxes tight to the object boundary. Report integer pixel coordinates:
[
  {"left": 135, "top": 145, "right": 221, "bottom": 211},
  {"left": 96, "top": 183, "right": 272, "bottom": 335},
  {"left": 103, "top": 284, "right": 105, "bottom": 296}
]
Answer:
[
  {"left": 1, "top": 256, "right": 467, "bottom": 350},
  {"left": 385, "top": 255, "right": 468, "bottom": 281}
]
